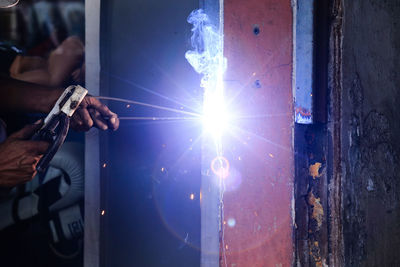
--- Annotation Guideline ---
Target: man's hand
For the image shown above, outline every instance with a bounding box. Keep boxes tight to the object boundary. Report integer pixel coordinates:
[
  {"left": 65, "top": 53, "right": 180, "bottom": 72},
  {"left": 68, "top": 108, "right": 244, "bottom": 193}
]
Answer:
[
  {"left": 0, "top": 123, "right": 49, "bottom": 188},
  {"left": 70, "top": 96, "right": 119, "bottom": 132}
]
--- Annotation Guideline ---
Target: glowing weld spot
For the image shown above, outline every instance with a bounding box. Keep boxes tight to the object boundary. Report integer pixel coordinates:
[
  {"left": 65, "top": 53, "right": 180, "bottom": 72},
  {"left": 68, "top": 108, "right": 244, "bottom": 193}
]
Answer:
[
  {"left": 202, "top": 89, "right": 230, "bottom": 139},
  {"left": 211, "top": 156, "right": 230, "bottom": 178}
]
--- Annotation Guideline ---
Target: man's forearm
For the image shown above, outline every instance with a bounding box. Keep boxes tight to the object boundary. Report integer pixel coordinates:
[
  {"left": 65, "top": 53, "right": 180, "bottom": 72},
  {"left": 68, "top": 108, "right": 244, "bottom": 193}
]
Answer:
[{"left": 0, "top": 76, "right": 63, "bottom": 113}]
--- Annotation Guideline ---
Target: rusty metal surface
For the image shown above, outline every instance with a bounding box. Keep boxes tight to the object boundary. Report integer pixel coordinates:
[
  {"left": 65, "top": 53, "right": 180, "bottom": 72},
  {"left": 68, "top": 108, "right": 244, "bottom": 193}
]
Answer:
[
  {"left": 293, "top": 1, "right": 332, "bottom": 266},
  {"left": 327, "top": 0, "right": 344, "bottom": 266},
  {"left": 221, "top": 0, "right": 294, "bottom": 266},
  {"left": 294, "top": 125, "right": 329, "bottom": 267}
]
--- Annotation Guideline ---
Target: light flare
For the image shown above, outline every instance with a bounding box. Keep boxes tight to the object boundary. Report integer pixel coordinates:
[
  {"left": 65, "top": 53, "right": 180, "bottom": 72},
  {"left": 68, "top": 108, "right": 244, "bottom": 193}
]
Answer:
[{"left": 211, "top": 156, "right": 230, "bottom": 179}]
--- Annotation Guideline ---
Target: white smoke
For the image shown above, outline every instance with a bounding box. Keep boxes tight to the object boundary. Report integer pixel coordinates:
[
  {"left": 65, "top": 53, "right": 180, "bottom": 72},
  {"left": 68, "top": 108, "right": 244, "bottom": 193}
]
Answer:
[{"left": 185, "top": 9, "right": 225, "bottom": 90}]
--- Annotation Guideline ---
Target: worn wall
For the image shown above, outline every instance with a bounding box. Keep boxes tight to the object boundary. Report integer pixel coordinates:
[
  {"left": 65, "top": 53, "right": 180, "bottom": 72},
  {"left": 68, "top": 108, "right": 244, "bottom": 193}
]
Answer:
[{"left": 341, "top": 0, "right": 400, "bottom": 266}]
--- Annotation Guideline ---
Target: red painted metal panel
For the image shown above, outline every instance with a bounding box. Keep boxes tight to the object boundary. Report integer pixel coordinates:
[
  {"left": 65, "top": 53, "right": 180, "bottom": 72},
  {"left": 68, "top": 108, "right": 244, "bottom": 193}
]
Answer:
[{"left": 221, "top": 0, "right": 294, "bottom": 266}]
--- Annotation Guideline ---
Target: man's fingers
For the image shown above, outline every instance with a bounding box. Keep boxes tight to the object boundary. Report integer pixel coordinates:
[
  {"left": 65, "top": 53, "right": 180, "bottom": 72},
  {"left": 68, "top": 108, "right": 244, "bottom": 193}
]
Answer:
[
  {"left": 25, "top": 140, "right": 50, "bottom": 154},
  {"left": 71, "top": 108, "right": 93, "bottom": 132},
  {"left": 0, "top": 170, "right": 37, "bottom": 186},
  {"left": 85, "top": 97, "right": 113, "bottom": 117},
  {"left": 18, "top": 156, "right": 42, "bottom": 181},
  {"left": 10, "top": 120, "right": 43, "bottom": 140},
  {"left": 21, "top": 155, "right": 42, "bottom": 165},
  {"left": 82, "top": 97, "right": 119, "bottom": 131},
  {"left": 71, "top": 111, "right": 85, "bottom": 131},
  {"left": 78, "top": 108, "right": 93, "bottom": 131},
  {"left": 107, "top": 113, "right": 120, "bottom": 131},
  {"left": 85, "top": 97, "right": 120, "bottom": 130},
  {"left": 89, "top": 108, "right": 108, "bottom": 130}
]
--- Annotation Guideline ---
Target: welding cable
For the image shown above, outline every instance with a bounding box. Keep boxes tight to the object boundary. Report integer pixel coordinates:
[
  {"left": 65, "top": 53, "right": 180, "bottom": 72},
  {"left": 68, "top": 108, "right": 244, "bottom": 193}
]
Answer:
[
  {"left": 46, "top": 142, "right": 84, "bottom": 212},
  {"left": 48, "top": 239, "right": 82, "bottom": 259},
  {"left": 94, "top": 96, "right": 201, "bottom": 118},
  {"left": 117, "top": 116, "right": 198, "bottom": 121},
  {"left": 0, "top": 0, "right": 20, "bottom": 8},
  {"left": 0, "top": 143, "right": 84, "bottom": 230}
]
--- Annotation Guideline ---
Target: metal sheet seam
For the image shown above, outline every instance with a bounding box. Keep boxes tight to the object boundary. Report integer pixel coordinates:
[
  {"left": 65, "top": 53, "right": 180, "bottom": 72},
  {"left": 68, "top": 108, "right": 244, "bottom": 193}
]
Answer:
[
  {"left": 292, "top": 0, "right": 297, "bottom": 127},
  {"left": 84, "top": 0, "right": 101, "bottom": 266},
  {"left": 291, "top": 1, "right": 297, "bottom": 266}
]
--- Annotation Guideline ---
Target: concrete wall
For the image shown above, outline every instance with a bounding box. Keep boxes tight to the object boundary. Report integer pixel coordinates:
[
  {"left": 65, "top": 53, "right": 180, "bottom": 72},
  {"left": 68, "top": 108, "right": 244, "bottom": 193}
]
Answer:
[{"left": 341, "top": 0, "right": 400, "bottom": 266}]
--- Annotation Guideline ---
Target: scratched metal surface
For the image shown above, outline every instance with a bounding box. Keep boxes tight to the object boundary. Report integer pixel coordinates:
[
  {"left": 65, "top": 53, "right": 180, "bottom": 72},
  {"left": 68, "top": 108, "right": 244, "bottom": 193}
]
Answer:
[{"left": 221, "top": 0, "right": 294, "bottom": 266}]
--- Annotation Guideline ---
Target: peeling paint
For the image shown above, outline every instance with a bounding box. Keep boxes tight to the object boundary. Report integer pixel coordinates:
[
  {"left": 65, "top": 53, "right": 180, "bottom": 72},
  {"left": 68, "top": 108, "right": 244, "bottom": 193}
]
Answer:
[
  {"left": 308, "top": 192, "right": 324, "bottom": 228},
  {"left": 309, "top": 162, "right": 322, "bottom": 179},
  {"left": 295, "top": 107, "right": 312, "bottom": 124},
  {"left": 310, "top": 240, "right": 323, "bottom": 267}
]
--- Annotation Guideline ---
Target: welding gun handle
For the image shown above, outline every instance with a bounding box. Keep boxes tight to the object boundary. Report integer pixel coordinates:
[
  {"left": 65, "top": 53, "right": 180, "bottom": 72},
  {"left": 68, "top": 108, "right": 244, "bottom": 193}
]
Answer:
[
  {"left": 31, "top": 128, "right": 55, "bottom": 142},
  {"left": 35, "top": 114, "right": 70, "bottom": 173}
]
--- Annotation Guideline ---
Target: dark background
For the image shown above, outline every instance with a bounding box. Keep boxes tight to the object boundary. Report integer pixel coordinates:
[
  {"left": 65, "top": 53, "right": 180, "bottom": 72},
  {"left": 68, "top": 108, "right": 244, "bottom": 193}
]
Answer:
[{"left": 99, "top": 0, "right": 202, "bottom": 266}]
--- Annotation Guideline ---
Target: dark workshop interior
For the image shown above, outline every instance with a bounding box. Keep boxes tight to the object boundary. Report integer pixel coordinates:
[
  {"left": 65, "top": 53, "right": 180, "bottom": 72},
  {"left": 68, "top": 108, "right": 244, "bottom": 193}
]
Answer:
[{"left": 0, "top": 0, "right": 399, "bottom": 267}]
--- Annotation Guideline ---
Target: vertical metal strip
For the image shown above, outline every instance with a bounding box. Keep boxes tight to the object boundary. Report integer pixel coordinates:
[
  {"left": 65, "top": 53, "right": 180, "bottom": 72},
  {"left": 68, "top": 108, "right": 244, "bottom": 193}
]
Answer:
[
  {"left": 328, "top": 0, "right": 344, "bottom": 265},
  {"left": 84, "top": 0, "right": 101, "bottom": 266},
  {"left": 294, "top": 0, "right": 314, "bottom": 124},
  {"left": 292, "top": 0, "right": 297, "bottom": 125},
  {"left": 199, "top": 1, "right": 223, "bottom": 266}
]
